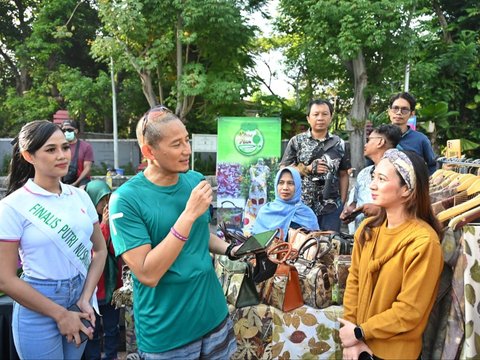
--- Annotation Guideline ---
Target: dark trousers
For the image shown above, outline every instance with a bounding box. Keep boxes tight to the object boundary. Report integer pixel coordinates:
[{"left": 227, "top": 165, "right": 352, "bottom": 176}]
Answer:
[{"left": 83, "top": 302, "right": 120, "bottom": 360}]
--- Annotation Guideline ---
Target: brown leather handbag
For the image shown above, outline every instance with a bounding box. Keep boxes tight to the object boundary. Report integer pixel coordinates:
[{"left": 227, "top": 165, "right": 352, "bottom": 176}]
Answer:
[
  {"left": 258, "top": 242, "right": 304, "bottom": 312},
  {"left": 288, "top": 228, "right": 336, "bottom": 260}
]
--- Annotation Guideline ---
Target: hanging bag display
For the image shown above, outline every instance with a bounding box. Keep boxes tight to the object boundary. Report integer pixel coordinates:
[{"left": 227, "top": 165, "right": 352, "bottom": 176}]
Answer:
[
  {"left": 258, "top": 242, "right": 303, "bottom": 312},
  {"left": 294, "top": 236, "right": 336, "bottom": 309},
  {"left": 217, "top": 255, "right": 260, "bottom": 308},
  {"left": 217, "top": 200, "right": 244, "bottom": 232}
]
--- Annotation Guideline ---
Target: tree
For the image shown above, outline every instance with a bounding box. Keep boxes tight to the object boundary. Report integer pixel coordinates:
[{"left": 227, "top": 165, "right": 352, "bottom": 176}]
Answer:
[
  {"left": 408, "top": 0, "right": 480, "bottom": 155},
  {"left": 92, "top": 0, "right": 265, "bottom": 122},
  {"left": 276, "top": 0, "right": 416, "bottom": 171},
  {"left": 0, "top": 0, "right": 112, "bottom": 135}
]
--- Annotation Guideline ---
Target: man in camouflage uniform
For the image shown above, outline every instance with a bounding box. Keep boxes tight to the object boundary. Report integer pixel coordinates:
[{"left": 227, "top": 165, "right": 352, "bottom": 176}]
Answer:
[{"left": 281, "top": 99, "right": 351, "bottom": 232}]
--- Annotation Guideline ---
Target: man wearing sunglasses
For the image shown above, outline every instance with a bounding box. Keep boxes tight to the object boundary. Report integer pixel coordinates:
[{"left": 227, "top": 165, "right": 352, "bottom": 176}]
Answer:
[
  {"left": 388, "top": 92, "right": 437, "bottom": 175},
  {"left": 61, "top": 119, "right": 94, "bottom": 186}
]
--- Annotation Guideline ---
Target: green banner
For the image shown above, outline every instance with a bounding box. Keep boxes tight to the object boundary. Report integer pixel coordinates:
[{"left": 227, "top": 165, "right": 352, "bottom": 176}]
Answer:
[{"left": 216, "top": 117, "right": 281, "bottom": 233}]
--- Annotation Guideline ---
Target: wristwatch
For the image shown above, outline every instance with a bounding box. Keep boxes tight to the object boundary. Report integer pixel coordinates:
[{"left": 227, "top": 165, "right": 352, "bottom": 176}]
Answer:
[{"left": 354, "top": 325, "right": 365, "bottom": 341}]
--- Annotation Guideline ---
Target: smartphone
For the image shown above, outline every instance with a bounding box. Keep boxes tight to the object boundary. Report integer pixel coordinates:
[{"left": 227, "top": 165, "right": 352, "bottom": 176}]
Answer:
[
  {"left": 67, "top": 304, "right": 93, "bottom": 343},
  {"left": 235, "top": 229, "right": 279, "bottom": 257}
]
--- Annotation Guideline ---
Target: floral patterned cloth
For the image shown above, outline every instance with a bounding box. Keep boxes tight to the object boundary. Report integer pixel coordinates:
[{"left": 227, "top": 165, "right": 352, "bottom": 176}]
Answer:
[
  {"left": 230, "top": 304, "right": 343, "bottom": 359},
  {"left": 423, "top": 225, "right": 480, "bottom": 359},
  {"left": 460, "top": 225, "right": 480, "bottom": 358}
]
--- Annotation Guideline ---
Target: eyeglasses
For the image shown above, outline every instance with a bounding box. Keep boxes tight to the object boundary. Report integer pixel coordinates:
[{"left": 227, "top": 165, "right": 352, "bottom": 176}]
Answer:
[
  {"left": 141, "top": 105, "right": 173, "bottom": 138},
  {"left": 390, "top": 106, "right": 411, "bottom": 115},
  {"left": 62, "top": 128, "right": 75, "bottom": 133},
  {"left": 366, "top": 136, "right": 383, "bottom": 143}
]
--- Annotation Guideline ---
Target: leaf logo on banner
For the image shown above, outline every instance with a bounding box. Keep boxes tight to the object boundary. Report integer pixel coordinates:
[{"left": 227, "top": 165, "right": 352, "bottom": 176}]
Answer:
[{"left": 234, "top": 125, "right": 265, "bottom": 156}]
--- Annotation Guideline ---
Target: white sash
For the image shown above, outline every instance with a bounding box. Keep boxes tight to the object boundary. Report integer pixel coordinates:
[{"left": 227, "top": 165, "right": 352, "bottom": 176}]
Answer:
[{"left": 6, "top": 187, "right": 92, "bottom": 278}]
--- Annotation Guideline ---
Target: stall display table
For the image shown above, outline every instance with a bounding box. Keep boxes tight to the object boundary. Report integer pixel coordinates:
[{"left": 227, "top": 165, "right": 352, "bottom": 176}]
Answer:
[
  {"left": 229, "top": 303, "right": 343, "bottom": 359},
  {"left": 0, "top": 296, "right": 19, "bottom": 360}
]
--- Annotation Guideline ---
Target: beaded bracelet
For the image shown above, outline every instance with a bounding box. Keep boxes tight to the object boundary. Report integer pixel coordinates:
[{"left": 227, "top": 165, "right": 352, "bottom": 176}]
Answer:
[{"left": 170, "top": 227, "right": 188, "bottom": 242}]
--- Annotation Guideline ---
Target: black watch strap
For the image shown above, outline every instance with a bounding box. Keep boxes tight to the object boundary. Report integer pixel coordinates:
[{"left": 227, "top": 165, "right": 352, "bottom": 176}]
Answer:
[{"left": 354, "top": 326, "right": 365, "bottom": 340}]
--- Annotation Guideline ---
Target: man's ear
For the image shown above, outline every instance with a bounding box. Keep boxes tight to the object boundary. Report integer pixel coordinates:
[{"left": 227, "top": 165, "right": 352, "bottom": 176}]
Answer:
[
  {"left": 21, "top": 150, "right": 34, "bottom": 165},
  {"left": 141, "top": 144, "right": 155, "bottom": 161},
  {"left": 377, "top": 138, "right": 385, "bottom": 149}
]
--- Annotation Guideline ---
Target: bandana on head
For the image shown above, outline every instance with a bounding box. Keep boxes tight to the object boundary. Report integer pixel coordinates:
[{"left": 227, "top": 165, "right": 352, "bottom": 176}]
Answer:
[{"left": 382, "top": 149, "right": 416, "bottom": 191}]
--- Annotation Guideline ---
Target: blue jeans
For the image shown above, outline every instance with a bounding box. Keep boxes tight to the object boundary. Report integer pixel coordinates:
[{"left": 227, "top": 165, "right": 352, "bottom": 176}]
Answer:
[
  {"left": 317, "top": 201, "right": 344, "bottom": 232},
  {"left": 83, "top": 301, "right": 121, "bottom": 360},
  {"left": 12, "top": 274, "right": 87, "bottom": 360}
]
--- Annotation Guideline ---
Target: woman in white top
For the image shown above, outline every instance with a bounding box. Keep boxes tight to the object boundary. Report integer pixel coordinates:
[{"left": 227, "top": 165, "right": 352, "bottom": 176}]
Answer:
[{"left": 0, "top": 120, "right": 107, "bottom": 359}]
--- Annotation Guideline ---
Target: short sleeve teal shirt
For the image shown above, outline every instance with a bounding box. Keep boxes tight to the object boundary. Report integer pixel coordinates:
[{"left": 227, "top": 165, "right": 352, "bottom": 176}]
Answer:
[{"left": 109, "top": 171, "right": 228, "bottom": 352}]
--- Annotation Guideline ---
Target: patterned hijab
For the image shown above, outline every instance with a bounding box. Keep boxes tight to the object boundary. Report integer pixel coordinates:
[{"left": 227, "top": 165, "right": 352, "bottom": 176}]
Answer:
[{"left": 252, "top": 167, "right": 319, "bottom": 236}]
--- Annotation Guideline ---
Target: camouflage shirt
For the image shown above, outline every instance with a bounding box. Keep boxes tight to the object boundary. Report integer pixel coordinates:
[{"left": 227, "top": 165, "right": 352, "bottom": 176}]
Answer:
[{"left": 281, "top": 130, "right": 351, "bottom": 216}]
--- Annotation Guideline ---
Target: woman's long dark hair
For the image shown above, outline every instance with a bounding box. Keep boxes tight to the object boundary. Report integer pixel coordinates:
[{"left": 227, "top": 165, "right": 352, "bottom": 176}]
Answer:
[
  {"left": 358, "top": 150, "right": 443, "bottom": 245},
  {"left": 6, "top": 120, "right": 61, "bottom": 196}
]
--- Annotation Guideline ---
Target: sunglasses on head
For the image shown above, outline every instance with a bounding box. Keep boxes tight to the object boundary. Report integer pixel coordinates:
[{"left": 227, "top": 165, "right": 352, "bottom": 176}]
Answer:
[{"left": 141, "top": 105, "right": 173, "bottom": 138}]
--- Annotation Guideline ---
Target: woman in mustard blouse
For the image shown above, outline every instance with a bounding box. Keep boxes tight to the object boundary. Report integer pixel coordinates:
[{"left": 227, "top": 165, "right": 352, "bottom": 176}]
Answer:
[{"left": 339, "top": 149, "right": 443, "bottom": 360}]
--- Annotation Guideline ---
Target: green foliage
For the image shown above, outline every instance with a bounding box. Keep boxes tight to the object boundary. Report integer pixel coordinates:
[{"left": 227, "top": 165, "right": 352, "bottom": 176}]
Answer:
[
  {"left": 417, "top": 102, "right": 459, "bottom": 137},
  {"left": 92, "top": 0, "right": 260, "bottom": 122}
]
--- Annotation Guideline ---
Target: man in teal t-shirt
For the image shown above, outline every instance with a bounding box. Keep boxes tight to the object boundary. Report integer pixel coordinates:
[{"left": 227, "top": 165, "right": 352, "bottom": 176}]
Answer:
[{"left": 109, "top": 106, "right": 239, "bottom": 359}]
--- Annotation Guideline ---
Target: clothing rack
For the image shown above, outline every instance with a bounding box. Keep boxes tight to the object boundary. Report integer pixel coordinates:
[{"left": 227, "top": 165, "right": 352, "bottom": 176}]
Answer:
[{"left": 437, "top": 157, "right": 480, "bottom": 174}]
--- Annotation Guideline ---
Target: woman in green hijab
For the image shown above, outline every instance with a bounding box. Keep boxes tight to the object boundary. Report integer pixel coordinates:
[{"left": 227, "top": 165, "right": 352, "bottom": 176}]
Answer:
[{"left": 84, "top": 180, "right": 123, "bottom": 360}]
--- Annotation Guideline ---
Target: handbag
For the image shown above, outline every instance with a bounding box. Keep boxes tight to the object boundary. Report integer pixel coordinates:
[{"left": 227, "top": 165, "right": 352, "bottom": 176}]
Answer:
[
  {"left": 258, "top": 242, "right": 303, "bottom": 312},
  {"left": 217, "top": 255, "right": 260, "bottom": 308},
  {"left": 252, "top": 251, "right": 278, "bottom": 283},
  {"left": 288, "top": 228, "right": 336, "bottom": 260},
  {"left": 294, "top": 236, "right": 336, "bottom": 309},
  {"left": 332, "top": 254, "right": 352, "bottom": 305},
  {"left": 217, "top": 201, "right": 244, "bottom": 232},
  {"left": 330, "top": 232, "right": 354, "bottom": 255}
]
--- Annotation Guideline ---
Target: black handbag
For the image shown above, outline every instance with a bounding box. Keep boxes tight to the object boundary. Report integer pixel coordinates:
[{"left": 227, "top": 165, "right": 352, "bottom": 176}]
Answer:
[
  {"left": 252, "top": 251, "right": 277, "bottom": 283},
  {"left": 331, "top": 232, "right": 354, "bottom": 255}
]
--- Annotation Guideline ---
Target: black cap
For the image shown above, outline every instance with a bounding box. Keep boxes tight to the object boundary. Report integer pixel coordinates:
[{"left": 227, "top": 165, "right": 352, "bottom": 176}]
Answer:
[{"left": 62, "top": 120, "right": 78, "bottom": 130}]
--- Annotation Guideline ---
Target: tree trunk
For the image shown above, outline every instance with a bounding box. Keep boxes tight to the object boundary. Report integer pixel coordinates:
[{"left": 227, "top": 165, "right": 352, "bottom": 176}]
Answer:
[
  {"left": 139, "top": 70, "right": 157, "bottom": 108},
  {"left": 433, "top": 0, "right": 452, "bottom": 44},
  {"left": 175, "top": 14, "right": 185, "bottom": 122},
  {"left": 347, "top": 50, "right": 369, "bottom": 174}
]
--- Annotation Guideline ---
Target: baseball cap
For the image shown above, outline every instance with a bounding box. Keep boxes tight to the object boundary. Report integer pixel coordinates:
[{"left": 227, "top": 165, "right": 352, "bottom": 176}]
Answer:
[{"left": 62, "top": 119, "right": 78, "bottom": 130}]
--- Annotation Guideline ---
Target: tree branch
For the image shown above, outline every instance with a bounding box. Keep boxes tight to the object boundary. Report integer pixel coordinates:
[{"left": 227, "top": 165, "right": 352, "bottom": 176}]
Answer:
[{"left": 432, "top": 0, "right": 452, "bottom": 44}]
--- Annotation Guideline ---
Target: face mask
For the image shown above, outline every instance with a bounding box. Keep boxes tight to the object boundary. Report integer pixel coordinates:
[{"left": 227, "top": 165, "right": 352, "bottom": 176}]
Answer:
[{"left": 64, "top": 131, "right": 75, "bottom": 142}]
